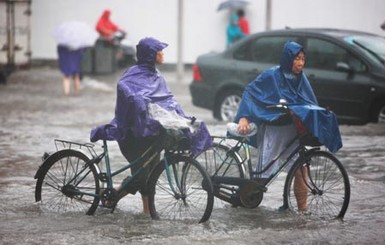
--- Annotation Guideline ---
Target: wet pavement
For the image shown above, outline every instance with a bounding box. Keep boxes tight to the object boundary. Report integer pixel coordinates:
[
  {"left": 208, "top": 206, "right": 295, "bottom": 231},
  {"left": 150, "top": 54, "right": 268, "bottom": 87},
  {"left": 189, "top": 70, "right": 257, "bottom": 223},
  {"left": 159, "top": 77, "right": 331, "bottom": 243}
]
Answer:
[{"left": 0, "top": 66, "right": 385, "bottom": 244}]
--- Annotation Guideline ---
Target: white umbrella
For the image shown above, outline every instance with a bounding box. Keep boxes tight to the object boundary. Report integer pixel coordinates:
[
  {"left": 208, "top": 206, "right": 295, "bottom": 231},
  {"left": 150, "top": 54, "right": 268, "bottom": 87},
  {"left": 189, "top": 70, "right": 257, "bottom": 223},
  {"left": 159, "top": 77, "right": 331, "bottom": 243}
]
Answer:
[
  {"left": 53, "top": 21, "right": 98, "bottom": 50},
  {"left": 217, "top": 0, "right": 249, "bottom": 11}
]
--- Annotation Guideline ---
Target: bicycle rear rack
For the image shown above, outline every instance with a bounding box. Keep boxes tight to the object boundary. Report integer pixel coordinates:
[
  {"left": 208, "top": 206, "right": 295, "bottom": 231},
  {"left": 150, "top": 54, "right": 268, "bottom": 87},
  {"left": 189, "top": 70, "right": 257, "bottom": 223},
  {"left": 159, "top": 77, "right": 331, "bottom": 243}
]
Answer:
[{"left": 54, "top": 139, "right": 98, "bottom": 159}]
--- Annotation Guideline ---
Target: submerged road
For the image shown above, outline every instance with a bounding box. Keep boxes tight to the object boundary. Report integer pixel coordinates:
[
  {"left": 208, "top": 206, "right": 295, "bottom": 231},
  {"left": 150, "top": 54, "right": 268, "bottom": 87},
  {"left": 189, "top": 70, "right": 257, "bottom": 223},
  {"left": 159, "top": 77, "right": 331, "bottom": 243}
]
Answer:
[{"left": 0, "top": 66, "right": 384, "bottom": 244}]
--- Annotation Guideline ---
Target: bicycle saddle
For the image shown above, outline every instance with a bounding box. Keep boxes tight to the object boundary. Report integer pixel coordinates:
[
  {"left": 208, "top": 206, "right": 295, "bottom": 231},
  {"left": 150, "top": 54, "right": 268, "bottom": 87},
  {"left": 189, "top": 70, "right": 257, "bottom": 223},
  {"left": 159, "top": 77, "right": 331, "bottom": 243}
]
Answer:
[{"left": 226, "top": 122, "right": 257, "bottom": 137}]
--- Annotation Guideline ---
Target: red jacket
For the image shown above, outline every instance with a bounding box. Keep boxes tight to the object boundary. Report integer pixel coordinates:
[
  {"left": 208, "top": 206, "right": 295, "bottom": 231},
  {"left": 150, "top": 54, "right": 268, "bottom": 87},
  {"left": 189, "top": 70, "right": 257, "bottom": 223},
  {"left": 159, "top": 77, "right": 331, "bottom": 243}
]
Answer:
[
  {"left": 96, "top": 10, "right": 119, "bottom": 38},
  {"left": 238, "top": 17, "right": 250, "bottom": 35}
]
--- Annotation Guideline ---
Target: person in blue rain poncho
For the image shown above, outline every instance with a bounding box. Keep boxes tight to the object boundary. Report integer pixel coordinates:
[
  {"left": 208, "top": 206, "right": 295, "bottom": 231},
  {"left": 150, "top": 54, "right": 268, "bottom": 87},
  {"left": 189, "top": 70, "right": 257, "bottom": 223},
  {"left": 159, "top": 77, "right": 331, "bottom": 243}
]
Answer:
[
  {"left": 235, "top": 41, "right": 342, "bottom": 211},
  {"left": 90, "top": 37, "right": 212, "bottom": 214}
]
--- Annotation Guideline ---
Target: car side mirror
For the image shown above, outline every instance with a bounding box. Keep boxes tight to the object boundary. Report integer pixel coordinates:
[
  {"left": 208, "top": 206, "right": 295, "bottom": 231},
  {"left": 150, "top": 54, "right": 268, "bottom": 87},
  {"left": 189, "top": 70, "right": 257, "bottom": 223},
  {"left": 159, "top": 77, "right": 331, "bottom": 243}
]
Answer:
[{"left": 336, "top": 62, "right": 353, "bottom": 73}]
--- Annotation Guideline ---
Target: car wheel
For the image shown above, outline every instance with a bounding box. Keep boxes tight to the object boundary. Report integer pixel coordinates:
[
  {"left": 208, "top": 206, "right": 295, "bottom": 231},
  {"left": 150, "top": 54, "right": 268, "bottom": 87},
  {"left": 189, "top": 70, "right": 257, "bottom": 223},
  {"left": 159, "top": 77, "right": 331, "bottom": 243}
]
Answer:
[
  {"left": 215, "top": 90, "right": 242, "bottom": 122},
  {"left": 376, "top": 103, "right": 385, "bottom": 123},
  {"left": 370, "top": 100, "right": 385, "bottom": 123}
]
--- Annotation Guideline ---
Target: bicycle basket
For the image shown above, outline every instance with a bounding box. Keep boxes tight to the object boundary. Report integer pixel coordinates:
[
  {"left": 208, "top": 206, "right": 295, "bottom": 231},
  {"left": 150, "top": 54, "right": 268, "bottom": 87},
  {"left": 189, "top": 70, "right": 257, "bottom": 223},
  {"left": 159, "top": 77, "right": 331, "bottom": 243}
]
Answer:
[{"left": 161, "top": 128, "right": 191, "bottom": 151}]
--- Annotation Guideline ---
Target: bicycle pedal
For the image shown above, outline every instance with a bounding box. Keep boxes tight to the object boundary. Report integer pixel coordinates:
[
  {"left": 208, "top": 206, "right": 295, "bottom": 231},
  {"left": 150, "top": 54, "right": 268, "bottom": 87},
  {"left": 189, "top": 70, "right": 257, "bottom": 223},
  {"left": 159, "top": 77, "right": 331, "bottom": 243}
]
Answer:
[{"left": 110, "top": 203, "right": 117, "bottom": 213}]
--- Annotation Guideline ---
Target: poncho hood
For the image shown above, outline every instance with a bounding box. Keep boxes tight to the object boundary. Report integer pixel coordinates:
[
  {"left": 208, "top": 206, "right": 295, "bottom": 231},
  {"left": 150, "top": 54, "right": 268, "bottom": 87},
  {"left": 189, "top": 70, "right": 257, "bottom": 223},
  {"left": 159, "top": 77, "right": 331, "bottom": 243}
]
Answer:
[
  {"left": 136, "top": 37, "right": 168, "bottom": 66},
  {"left": 280, "top": 41, "right": 304, "bottom": 73},
  {"left": 101, "top": 9, "right": 111, "bottom": 19}
]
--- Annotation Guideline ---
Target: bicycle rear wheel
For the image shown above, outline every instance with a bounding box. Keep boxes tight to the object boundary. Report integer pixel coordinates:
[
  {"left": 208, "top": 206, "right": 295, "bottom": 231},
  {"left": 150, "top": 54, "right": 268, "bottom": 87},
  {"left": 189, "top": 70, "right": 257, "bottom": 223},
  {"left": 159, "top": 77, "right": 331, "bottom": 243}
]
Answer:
[
  {"left": 283, "top": 150, "right": 350, "bottom": 219},
  {"left": 195, "top": 142, "right": 247, "bottom": 207},
  {"left": 147, "top": 154, "right": 214, "bottom": 223},
  {"left": 35, "top": 149, "right": 100, "bottom": 215}
]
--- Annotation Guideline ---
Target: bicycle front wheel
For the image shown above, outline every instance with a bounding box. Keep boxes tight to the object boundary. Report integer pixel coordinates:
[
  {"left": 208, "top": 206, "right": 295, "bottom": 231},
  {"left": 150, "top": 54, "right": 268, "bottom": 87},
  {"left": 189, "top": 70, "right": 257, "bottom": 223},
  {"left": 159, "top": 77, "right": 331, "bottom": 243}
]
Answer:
[
  {"left": 283, "top": 150, "right": 350, "bottom": 219},
  {"left": 148, "top": 154, "right": 214, "bottom": 223},
  {"left": 195, "top": 142, "right": 245, "bottom": 178},
  {"left": 35, "top": 149, "right": 100, "bottom": 215}
]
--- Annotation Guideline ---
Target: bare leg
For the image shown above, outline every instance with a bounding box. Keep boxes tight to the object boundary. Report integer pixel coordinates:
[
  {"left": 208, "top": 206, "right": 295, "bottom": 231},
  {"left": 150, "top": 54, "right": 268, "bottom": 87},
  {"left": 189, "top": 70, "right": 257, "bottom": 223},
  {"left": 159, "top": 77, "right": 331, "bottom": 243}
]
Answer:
[
  {"left": 73, "top": 74, "right": 80, "bottom": 95},
  {"left": 63, "top": 76, "right": 70, "bottom": 95},
  {"left": 294, "top": 166, "right": 308, "bottom": 211},
  {"left": 116, "top": 185, "right": 149, "bottom": 214},
  {"left": 142, "top": 195, "right": 150, "bottom": 214}
]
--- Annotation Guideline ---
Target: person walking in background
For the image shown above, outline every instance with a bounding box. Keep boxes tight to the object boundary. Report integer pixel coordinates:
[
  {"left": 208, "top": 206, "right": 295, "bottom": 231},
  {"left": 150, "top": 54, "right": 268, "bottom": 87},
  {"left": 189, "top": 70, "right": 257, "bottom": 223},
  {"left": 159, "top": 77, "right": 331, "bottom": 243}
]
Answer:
[
  {"left": 96, "top": 9, "right": 126, "bottom": 45},
  {"left": 57, "top": 45, "right": 84, "bottom": 96},
  {"left": 237, "top": 9, "right": 250, "bottom": 35},
  {"left": 53, "top": 20, "right": 97, "bottom": 95},
  {"left": 226, "top": 14, "right": 245, "bottom": 48}
]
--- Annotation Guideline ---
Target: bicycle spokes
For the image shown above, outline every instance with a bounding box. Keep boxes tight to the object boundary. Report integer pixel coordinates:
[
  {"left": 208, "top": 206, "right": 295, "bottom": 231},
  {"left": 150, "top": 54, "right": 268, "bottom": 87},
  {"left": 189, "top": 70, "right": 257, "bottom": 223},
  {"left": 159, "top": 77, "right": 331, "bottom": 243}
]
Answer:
[{"left": 285, "top": 151, "right": 350, "bottom": 219}]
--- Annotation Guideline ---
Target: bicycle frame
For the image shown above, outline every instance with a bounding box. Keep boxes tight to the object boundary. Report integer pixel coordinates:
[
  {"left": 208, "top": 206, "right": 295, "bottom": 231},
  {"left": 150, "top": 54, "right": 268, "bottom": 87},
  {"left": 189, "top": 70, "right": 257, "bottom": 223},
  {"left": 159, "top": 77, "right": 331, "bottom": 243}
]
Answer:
[
  {"left": 52, "top": 137, "right": 174, "bottom": 202},
  {"left": 213, "top": 133, "right": 305, "bottom": 187},
  {"left": 100, "top": 139, "right": 165, "bottom": 193}
]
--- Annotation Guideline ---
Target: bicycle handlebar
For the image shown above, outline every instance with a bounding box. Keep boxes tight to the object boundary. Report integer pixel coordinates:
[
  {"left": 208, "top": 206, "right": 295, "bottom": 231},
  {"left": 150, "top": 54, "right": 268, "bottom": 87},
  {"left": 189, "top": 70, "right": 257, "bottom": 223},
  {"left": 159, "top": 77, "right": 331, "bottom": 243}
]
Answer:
[{"left": 266, "top": 99, "right": 289, "bottom": 111}]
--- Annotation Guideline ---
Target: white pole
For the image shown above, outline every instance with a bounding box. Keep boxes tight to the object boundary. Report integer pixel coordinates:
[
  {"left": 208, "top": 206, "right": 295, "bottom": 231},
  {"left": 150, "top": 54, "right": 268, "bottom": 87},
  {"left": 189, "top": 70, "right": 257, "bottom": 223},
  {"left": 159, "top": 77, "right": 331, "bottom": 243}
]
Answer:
[
  {"left": 266, "top": 0, "right": 272, "bottom": 31},
  {"left": 176, "top": 0, "right": 184, "bottom": 83}
]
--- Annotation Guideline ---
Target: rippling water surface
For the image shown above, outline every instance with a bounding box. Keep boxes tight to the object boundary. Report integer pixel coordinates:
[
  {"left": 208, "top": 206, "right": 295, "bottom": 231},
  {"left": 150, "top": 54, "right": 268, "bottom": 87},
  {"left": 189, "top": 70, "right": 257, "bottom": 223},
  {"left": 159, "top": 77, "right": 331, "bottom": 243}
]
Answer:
[{"left": 1, "top": 68, "right": 384, "bottom": 244}]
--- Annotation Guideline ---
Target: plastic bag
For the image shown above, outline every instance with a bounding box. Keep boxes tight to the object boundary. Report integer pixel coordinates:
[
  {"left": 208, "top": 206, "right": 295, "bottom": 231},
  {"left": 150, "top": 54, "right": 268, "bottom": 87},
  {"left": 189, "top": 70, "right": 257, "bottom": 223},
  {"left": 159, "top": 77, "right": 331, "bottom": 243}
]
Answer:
[
  {"left": 148, "top": 103, "right": 199, "bottom": 133},
  {"left": 227, "top": 122, "right": 258, "bottom": 137},
  {"left": 161, "top": 128, "right": 190, "bottom": 151}
]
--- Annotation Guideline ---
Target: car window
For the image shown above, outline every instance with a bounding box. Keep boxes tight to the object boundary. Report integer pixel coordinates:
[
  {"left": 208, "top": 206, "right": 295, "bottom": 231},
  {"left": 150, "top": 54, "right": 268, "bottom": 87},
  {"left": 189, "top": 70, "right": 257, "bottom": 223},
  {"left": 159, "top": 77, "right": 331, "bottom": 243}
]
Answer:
[
  {"left": 345, "top": 35, "right": 385, "bottom": 66},
  {"left": 306, "top": 38, "right": 367, "bottom": 72},
  {"left": 233, "top": 36, "right": 299, "bottom": 63}
]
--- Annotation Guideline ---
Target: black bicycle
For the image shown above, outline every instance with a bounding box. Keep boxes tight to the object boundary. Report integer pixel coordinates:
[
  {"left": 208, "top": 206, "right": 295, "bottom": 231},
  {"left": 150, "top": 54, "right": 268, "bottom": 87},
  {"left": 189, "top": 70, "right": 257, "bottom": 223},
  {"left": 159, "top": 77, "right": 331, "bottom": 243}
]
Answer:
[
  {"left": 196, "top": 102, "right": 350, "bottom": 220},
  {"left": 34, "top": 129, "right": 214, "bottom": 223}
]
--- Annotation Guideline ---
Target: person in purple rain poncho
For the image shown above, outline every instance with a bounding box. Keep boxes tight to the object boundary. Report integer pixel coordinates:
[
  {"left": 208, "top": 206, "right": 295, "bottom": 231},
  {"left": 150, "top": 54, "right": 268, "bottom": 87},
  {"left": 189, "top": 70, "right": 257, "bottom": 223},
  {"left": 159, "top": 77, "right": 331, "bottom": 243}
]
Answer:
[
  {"left": 57, "top": 45, "right": 84, "bottom": 96},
  {"left": 235, "top": 41, "right": 342, "bottom": 211},
  {"left": 90, "top": 37, "right": 212, "bottom": 214}
]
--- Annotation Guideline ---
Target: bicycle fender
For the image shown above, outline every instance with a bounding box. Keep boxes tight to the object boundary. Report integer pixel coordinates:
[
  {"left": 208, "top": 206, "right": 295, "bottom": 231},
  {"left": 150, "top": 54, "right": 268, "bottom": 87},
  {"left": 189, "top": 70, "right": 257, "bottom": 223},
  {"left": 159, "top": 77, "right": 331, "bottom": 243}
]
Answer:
[
  {"left": 305, "top": 147, "right": 321, "bottom": 155},
  {"left": 33, "top": 149, "right": 89, "bottom": 180}
]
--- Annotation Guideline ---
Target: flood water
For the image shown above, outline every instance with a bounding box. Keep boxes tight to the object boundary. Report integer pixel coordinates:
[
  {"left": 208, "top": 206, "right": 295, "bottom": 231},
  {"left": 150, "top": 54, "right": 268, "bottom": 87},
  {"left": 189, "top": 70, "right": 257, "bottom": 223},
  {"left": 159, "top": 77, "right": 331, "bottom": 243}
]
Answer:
[{"left": 1, "top": 67, "right": 385, "bottom": 244}]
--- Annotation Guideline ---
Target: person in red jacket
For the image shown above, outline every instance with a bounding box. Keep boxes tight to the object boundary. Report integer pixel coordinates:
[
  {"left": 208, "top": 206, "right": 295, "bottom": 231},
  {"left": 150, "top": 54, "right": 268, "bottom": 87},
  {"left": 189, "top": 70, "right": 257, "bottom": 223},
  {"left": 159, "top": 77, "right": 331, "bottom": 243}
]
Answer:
[
  {"left": 96, "top": 9, "right": 126, "bottom": 44},
  {"left": 237, "top": 9, "right": 250, "bottom": 35}
]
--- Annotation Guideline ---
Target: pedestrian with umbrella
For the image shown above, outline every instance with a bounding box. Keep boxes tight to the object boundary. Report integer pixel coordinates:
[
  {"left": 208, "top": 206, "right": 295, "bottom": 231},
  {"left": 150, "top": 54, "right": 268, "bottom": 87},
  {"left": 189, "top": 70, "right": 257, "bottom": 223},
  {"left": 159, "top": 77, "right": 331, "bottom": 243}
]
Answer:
[
  {"left": 53, "top": 21, "right": 97, "bottom": 96},
  {"left": 226, "top": 14, "right": 245, "bottom": 47},
  {"left": 218, "top": 0, "right": 250, "bottom": 47}
]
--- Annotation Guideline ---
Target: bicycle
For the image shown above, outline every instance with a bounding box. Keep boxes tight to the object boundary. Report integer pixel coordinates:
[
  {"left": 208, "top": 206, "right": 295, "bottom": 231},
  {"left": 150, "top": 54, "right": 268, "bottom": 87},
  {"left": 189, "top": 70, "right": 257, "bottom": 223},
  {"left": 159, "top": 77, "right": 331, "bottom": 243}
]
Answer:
[
  {"left": 34, "top": 128, "right": 214, "bottom": 223},
  {"left": 196, "top": 101, "right": 350, "bottom": 220}
]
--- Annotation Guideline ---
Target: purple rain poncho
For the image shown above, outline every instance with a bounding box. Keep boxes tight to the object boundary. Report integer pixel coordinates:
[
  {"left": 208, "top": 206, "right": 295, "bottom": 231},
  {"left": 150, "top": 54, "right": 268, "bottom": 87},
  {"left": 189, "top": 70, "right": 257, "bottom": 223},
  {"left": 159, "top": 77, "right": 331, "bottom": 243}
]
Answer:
[
  {"left": 90, "top": 37, "right": 212, "bottom": 156},
  {"left": 235, "top": 41, "right": 342, "bottom": 153}
]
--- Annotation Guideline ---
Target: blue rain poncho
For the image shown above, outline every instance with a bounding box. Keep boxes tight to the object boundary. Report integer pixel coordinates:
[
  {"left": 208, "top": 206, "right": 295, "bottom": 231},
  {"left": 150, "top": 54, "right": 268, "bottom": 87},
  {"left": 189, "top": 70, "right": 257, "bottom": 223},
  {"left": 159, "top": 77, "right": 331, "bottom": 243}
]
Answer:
[
  {"left": 90, "top": 37, "right": 212, "bottom": 156},
  {"left": 235, "top": 41, "right": 342, "bottom": 153}
]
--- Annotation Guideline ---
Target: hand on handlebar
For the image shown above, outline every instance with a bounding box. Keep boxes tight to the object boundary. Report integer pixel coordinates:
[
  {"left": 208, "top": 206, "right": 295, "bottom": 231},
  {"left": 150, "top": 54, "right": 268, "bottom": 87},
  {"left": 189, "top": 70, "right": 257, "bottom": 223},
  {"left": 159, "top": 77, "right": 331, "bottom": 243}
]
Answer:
[{"left": 237, "top": 117, "right": 251, "bottom": 135}]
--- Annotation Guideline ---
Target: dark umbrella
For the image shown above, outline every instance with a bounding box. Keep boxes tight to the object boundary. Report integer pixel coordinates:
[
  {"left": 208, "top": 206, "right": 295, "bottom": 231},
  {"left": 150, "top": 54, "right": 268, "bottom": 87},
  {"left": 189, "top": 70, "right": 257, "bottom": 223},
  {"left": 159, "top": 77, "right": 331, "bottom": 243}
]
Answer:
[{"left": 217, "top": 0, "right": 250, "bottom": 11}]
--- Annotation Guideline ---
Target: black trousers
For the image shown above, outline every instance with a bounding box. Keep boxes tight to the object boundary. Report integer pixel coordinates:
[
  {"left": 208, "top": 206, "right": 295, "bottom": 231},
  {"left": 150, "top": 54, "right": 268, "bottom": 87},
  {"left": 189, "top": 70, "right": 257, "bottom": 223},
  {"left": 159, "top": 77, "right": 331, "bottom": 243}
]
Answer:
[{"left": 118, "top": 132, "right": 160, "bottom": 195}]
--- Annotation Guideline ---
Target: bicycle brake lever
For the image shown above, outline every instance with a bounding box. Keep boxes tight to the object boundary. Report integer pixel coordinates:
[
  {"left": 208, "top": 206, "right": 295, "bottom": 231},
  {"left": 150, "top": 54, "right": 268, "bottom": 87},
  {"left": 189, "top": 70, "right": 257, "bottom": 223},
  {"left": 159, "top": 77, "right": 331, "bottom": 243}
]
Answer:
[{"left": 190, "top": 116, "right": 196, "bottom": 125}]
